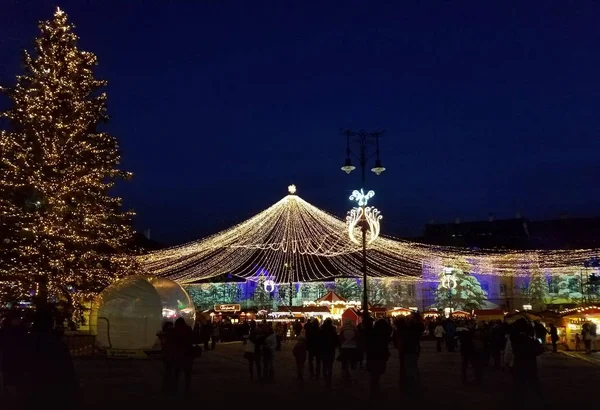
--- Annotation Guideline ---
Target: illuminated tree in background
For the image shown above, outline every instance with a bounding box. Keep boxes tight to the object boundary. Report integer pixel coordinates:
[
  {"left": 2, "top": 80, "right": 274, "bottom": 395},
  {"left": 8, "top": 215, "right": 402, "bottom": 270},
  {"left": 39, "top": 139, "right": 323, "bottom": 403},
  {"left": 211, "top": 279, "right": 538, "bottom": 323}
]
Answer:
[
  {"left": 382, "top": 279, "right": 415, "bottom": 307},
  {"left": 524, "top": 266, "right": 549, "bottom": 310},
  {"left": 434, "top": 260, "right": 487, "bottom": 311},
  {"left": 252, "top": 277, "right": 273, "bottom": 309},
  {"left": 0, "top": 9, "right": 135, "bottom": 310},
  {"left": 367, "top": 277, "right": 386, "bottom": 305},
  {"left": 334, "top": 278, "right": 360, "bottom": 300}
]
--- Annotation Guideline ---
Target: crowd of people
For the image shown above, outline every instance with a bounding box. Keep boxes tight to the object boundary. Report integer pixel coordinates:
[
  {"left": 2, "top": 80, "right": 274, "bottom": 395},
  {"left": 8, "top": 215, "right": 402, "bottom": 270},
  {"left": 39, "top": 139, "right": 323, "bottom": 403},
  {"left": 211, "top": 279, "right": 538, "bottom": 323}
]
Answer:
[
  {"left": 230, "top": 313, "right": 558, "bottom": 400},
  {"left": 237, "top": 314, "right": 426, "bottom": 396},
  {"left": 427, "top": 316, "right": 562, "bottom": 398},
  {"left": 1, "top": 307, "right": 593, "bottom": 403}
]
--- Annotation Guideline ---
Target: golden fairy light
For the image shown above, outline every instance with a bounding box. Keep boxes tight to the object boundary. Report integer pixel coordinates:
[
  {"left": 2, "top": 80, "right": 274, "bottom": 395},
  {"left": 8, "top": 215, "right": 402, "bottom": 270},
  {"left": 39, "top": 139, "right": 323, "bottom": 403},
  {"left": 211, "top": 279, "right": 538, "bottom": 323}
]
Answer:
[{"left": 140, "top": 189, "right": 600, "bottom": 285}]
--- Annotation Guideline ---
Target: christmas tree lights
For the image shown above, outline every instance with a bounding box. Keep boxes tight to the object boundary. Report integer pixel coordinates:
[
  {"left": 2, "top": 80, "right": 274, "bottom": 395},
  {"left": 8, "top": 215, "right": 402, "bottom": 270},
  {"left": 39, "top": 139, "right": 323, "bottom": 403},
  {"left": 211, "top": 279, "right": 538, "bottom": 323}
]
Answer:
[
  {"left": 140, "top": 189, "right": 600, "bottom": 285},
  {"left": 0, "top": 8, "right": 136, "bottom": 307}
]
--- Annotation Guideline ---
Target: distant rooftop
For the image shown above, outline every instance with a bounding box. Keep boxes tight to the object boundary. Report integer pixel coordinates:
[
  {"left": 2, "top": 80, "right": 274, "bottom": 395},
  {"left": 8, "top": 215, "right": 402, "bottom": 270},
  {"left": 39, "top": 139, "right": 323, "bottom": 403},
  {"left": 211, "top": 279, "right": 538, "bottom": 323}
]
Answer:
[{"left": 422, "top": 216, "right": 600, "bottom": 250}]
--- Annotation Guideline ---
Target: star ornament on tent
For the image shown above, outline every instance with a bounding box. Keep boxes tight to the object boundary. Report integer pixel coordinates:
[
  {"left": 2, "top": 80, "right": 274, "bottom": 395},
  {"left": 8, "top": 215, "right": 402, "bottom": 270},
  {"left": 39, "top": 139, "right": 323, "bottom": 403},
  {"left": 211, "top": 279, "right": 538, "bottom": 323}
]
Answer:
[{"left": 349, "top": 189, "right": 375, "bottom": 207}]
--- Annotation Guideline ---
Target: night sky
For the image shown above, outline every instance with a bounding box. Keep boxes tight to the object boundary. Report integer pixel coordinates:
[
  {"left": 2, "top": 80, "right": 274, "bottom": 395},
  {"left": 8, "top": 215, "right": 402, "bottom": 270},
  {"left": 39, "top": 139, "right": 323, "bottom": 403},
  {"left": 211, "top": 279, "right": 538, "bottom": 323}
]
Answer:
[{"left": 2, "top": 1, "right": 600, "bottom": 245}]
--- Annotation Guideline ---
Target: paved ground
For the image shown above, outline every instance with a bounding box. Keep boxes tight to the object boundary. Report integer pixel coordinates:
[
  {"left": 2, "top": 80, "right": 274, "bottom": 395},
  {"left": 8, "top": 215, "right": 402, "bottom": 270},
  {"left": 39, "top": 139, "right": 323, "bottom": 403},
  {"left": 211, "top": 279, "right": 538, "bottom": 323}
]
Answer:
[{"left": 3, "top": 341, "right": 597, "bottom": 409}]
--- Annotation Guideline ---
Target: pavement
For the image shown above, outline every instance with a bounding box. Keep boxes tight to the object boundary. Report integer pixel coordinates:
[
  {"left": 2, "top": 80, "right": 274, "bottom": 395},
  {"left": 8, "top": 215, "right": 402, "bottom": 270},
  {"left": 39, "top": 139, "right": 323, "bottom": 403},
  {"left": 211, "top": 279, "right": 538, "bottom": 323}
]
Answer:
[
  {"left": 560, "top": 350, "right": 600, "bottom": 366},
  {"left": 3, "top": 341, "right": 597, "bottom": 410}
]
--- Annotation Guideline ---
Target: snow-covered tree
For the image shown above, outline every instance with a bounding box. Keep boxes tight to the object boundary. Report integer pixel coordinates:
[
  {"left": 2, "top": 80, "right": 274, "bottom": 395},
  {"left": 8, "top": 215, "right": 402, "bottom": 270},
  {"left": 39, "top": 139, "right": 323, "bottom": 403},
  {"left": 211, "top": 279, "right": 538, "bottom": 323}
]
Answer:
[
  {"left": 252, "top": 276, "right": 273, "bottom": 309},
  {"left": 334, "top": 278, "right": 360, "bottom": 300},
  {"left": 434, "top": 261, "right": 487, "bottom": 311},
  {"left": 524, "top": 266, "right": 549, "bottom": 310},
  {"left": 367, "top": 277, "right": 385, "bottom": 305},
  {"left": 547, "top": 272, "right": 583, "bottom": 303},
  {"left": 276, "top": 283, "right": 298, "bottom": 306}
]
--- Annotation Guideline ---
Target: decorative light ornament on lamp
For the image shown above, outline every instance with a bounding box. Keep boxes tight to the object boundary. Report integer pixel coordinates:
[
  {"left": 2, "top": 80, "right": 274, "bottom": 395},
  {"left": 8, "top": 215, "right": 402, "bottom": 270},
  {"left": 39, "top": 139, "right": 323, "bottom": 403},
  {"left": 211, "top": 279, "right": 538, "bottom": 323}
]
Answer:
[
  {"left": 347, "top": 206, "right": 382, "bottom": 245},
  {"left": 264, "top": 279, "right": 276, "bottom": 293},
  {"left": 341, "top": 158, "right": 356, "bottom": 174},
  {"left": 371, "top": 159, "right": 386, "bottom": 176},
  {"left": 441, "top": 267, "right": 458, "bottom": 289},
  {"left": 349, "top": 189, "right": 375, "bottom": 207}
]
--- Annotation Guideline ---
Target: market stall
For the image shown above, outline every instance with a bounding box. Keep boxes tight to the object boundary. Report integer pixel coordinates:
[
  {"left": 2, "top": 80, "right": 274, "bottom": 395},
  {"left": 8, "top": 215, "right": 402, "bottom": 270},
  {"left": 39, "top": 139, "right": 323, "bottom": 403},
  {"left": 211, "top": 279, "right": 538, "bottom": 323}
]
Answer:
[
  {"left": 388, "top": 307, "right": 413, "bottom": 317},
  {"left": 561, "top": 306, "right": 600, "bottom": 351},
  {"left": 450, "top": 310, "right": 472, "bottom": 320},
  {"left": 473, "top": 309, "right": 504, "bottom": 323},
  {"left": 423, "top": 309, "right": 441, "bottom": 320}
]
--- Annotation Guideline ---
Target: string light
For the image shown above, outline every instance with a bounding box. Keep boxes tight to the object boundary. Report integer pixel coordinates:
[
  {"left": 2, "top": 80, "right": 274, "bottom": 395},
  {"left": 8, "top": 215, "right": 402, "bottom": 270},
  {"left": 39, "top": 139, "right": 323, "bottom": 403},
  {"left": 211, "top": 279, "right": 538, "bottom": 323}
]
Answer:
[{"left": 140, "top": 189, "right": 600, "bottom": 285}]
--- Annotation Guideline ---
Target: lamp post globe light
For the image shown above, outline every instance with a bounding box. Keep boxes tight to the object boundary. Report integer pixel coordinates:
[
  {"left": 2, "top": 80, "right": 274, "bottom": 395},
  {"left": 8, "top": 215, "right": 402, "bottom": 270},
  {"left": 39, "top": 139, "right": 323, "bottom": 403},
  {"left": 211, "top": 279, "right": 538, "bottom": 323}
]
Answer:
[{"left": 341, "top": 129, "right": 385, "bottom": 321}]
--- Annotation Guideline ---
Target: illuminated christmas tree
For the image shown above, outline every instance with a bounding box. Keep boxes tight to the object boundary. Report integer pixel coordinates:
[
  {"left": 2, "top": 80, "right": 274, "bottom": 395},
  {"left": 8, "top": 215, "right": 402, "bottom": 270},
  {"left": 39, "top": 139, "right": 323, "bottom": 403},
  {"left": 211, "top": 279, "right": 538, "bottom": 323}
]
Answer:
[{"left": 0, "top": 8, "right": 135, "bottom": 310}]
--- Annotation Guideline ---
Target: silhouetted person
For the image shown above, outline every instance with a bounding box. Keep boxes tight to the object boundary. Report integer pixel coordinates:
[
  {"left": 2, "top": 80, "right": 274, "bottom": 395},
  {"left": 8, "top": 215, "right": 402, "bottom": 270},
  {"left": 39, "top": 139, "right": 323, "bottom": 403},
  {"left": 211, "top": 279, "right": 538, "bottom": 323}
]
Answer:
[
  {"left": 240, "top": 320, "right": 250, "bottom": 343},
  {"left": 511, "top": 318, "right": 542, "bottom": 403},
  {"left": 192, "top": 320, "right": 201, "bottom": 345},
  {"left": 444, "top": 319, "right": 456, "bottom": 352},
  {"left": 356, "top": 320, "right": 368, "bottom": 369},
  {"left": 293, "top": 319, "right": 302, "bottom": 338},
  {"left": 549, "top": 324, "right": 559, "bottom": 353},
  {"left": 319, "top": 318, "right": 339, "bottom": 390},
  {"left": 434, "top": 322, "right": 445, "bottom": 352},
  {"left": 211, "top": 321, "right": 220, "bottom": 349},
  {"left": 393, "top": 316, "right": 407, "bottom": 389},
  {"left": 305, "top": 319, "right": 321, "bottom": 379},
  {"left": 26, "top": 309, "right": 78, "bottom": 410},
  {"left": 339, "top": 320, "right": 358, "bottom": 380},
  {"left": 582, "top": 323, "right": 592, "bottom": 354},
  {"left": 0, "top": 311, "right": 27, "bottom": 396},
  {"left": 172, "top": 317, "right": 194, "bottom": 394},
  {"left": 274, "top": 322, "right": 283, "bottom": 351},
  {"left": 158, "top": 321, "right": 175, "bottom": 393},
  {"left": 201, "top": 320, "right": 212, "bottom": 350},
  {"left": 263, "top": 323, "right": 277, "bottom": 381},
  {"left": 402, "top": 313, "right": 425, "bottom": 395},
  {"left": 457, "top": 321, "right": 482, "bottom": 384},
  {"left": 534, "top": 320, "right": 547, "bottom": 346},
  {"left": 490, "top": 321, "right": 505, "bottom": 368},
  {"left": 293, "top": 336, "right": 307, "bottom": 382},
  {"left": 367, "top": 318, "right": 390, "bottom": 397}
]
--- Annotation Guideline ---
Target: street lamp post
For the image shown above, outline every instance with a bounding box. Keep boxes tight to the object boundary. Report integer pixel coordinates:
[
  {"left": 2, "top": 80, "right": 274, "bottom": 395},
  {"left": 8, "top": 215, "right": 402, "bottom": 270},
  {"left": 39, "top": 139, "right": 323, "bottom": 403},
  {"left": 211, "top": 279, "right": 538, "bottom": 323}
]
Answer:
[
  {"left": 341, "top": 130, "right": 385, "bottom": 322},
  {"left": 443, "top": 267, "right": 457, "bottom": 317}
]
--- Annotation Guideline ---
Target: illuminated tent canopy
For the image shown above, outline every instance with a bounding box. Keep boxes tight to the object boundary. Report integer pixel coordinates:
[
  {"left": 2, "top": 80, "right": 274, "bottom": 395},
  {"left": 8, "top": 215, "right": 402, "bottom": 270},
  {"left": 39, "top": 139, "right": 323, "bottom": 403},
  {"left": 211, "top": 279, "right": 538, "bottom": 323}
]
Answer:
[
  {"left": 139, "top": 189, "right": 599, "bottom": 284},
  {"left": 90, "top": 276, "right": 195, "bottom": 351}
]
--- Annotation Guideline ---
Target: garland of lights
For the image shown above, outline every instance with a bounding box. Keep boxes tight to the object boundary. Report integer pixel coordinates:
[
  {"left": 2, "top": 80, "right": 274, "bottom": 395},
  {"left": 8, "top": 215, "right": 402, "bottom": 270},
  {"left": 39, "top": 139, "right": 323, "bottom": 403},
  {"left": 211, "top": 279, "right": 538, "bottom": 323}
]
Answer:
[{"left": 139, "top": 186, "right": 600, "bottom": 284}]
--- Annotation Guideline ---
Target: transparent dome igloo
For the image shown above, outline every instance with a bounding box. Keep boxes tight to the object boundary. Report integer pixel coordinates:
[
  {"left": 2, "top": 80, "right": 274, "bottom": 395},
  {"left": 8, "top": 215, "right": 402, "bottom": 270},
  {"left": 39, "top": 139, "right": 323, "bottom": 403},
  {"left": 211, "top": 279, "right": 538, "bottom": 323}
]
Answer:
[{"left": 90, "top": 276, "right": 195, "bottom": 351}]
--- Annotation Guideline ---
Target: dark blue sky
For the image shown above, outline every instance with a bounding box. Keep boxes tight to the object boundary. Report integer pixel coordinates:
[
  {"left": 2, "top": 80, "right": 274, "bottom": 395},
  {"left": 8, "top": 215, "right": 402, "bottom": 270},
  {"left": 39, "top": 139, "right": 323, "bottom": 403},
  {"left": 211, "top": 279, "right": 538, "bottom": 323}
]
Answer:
[{"left": 2, "top": 1, "right": 600, "bottom": 245}]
